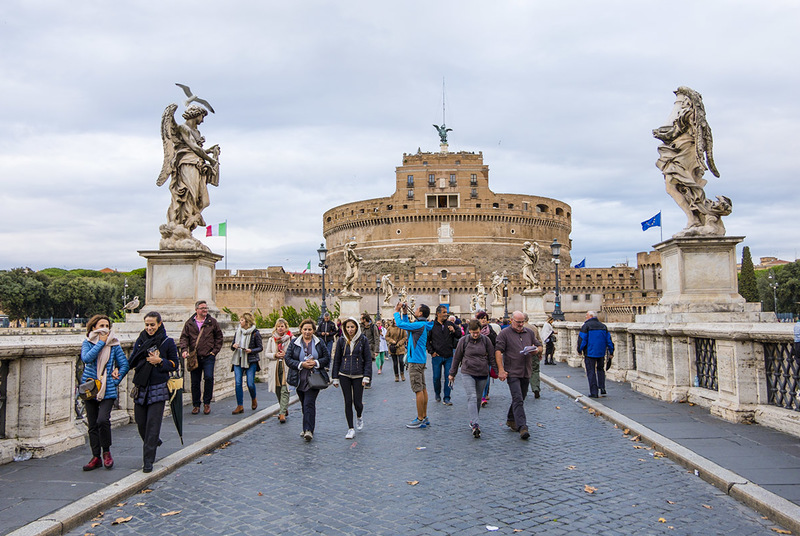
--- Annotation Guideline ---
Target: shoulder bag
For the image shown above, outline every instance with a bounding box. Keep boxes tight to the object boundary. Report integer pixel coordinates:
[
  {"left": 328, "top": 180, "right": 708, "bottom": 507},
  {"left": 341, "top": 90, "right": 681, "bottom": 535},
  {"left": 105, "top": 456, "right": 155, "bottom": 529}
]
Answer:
[{"left": 186, "top": 325, "right": 205, "bottom": 372}]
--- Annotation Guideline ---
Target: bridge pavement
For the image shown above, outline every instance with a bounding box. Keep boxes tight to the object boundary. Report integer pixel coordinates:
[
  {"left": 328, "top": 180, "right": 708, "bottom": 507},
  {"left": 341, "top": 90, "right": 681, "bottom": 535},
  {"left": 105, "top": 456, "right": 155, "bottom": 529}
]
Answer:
[{"left": 52, "top": 366, "right": 791, "bottom": 536}]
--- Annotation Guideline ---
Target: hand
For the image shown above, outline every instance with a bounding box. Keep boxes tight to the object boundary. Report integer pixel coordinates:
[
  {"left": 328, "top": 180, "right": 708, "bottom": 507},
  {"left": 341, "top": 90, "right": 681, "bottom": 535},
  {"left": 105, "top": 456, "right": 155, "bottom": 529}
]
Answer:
[
  {"left": 447, "top": 325, "right": 455, "bottom": 333},
  {"left": 232, "top": 343, "right": 239, "bottom": 349},
  {"left": 146, "top": 354, "right": 162, "bottom": 365},
  {"left": 98, "top": 331, "right": 109, "bottom": 343},
  {"left": 498, "top": 370, "right": 508, "bottom": 381},
  {"left": 276, "top": 350, "right": 285, "bottom": 359},
  {"left": 448, "top": 375, "right": 454, "bottom": 383},
  {"left": 362, "top": 377, "right": 370, "bottom": 386},
  {"left": 182, "top": 350, "right": 188, "bottom": 358},
  {"left": 394, "top": 301, "right": 403, "bottom": 313},
  {"left": 111, "top": 368, "right": 120, "bottom": 380},
  {"left": 332, "top": 379, "right": 339, "bottom": 388},
  {"left": 245, "top": 348, "right": 251, "bottom": 354}
]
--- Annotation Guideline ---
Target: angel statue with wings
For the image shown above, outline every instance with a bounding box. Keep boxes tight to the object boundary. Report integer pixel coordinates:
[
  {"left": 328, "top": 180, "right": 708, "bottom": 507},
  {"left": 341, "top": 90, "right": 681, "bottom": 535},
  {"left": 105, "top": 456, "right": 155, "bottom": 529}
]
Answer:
[{"left": 157, "top": 100, "right": 220, "bottom": 248}]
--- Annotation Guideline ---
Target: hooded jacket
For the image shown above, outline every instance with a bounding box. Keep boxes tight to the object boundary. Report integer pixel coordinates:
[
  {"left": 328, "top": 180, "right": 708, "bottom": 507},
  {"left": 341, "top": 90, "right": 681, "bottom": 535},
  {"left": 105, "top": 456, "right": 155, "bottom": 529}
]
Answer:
[{"left": 332, "top": 318, "right": 373, "bottom": 379}]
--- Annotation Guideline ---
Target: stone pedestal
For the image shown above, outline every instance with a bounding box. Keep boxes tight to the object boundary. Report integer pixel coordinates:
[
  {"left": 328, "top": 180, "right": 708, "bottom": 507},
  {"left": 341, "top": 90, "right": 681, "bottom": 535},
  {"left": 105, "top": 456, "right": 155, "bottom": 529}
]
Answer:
[
  {"left": 381, "top": 305, "right": 395, "bottom": 322},
  {"left": 636, "top": 236, "right": 773, "bottom": 323},
  {"left": 339, "top": 294, "right": 363, "bottom": 320},
  {"left": 491, "top": 303, "right": 506, "bottom": 321},
  {"left": 522, "top": 289, "right": 547, "bottom": 323}
]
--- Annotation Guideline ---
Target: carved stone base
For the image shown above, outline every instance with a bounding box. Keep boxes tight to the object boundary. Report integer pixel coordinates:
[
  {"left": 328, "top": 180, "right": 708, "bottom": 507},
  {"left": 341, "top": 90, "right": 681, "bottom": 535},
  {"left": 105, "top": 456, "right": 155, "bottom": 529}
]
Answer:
[
  {"left": 522, "top": 289, "right": 547, "bottom": 324},
  {"left": 637, "top": 236, "right": 774, "bottom": 323},
  {"left": 380, "top": 305, "right": 395, "bottom": 322},
  {"left": 491, "top": 304, "right": 506, "bottom": 321},
  {"left": 339, "top": 294, "right": 363, "bottom": 320}
]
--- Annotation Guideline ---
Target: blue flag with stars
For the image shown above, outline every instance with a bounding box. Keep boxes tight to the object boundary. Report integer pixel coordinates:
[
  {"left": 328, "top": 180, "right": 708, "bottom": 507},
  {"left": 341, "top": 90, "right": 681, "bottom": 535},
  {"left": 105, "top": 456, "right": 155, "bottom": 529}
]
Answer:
[
  {"left": 641, "top": 212, "right": 661, "bottom": 231},
  {"left": 574, "top": 258, "right": 586, "bottom": 268}
]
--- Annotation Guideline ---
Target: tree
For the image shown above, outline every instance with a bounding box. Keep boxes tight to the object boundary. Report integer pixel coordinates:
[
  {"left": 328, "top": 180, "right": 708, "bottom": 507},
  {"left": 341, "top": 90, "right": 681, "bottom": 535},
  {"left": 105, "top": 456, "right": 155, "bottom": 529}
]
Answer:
[
  {"left": 738, "top": 246, "right": 759, "bottom": 302},
  {"left": 0, "top": 268, "right": 49, "bottom": 320}
]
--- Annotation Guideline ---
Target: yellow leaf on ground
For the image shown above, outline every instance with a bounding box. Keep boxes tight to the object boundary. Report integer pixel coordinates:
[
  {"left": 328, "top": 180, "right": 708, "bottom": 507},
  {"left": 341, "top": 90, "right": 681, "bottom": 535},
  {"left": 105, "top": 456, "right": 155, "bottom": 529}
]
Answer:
[
  {"left": 634, "top": 445, "right": 646, "bottom": 449},
  {"left": 667, "top": 500, "right": 675, "bottom": 504},
  {"left": 407, "top": 480, "right": 419, "bottom": 486},
  {"left": 115, "top": 502, "right": 126, "bottom": 507},
  {"left": 91, "top": 512, "right": 104, "bottom": 521},
  {"left": 91, "top": 522, "right": 101, "bottom": 527},
  {"left": 770, "top": 529, "right": 791, "bottom": 534},
  {"left": 139, "top": 489, "right": 153, "bottom": 494},
  {"left": 654, "top": 451, "right": 666, "bottom": 458},
  {"left": 258, "top": 492, "right": 263, "bottom": 496},
  {"left": 219, "top": 441, "right": 231, "bottom": 449},
  {"left": 111, "top": 516, "right": 132, "bottom": 525},
  {"left": 623, "top": 428, "right": 630, "bottom": 435},
  {"left": 702, "top": 504, "right": 712, "bottom": 509},
  {"left": 567, "top": 465, "right": 577, "bottom": 470},
  {"left": 658, "top": 518, "right": 666, "bottom": 523},
  {"left": 555, "top": 406, "right": 561, "bottom": 410},
  {"left": 584, "top": 484, "right": 597, "bottom": 494},
  {"left": 631, "top": 435, "right": 641, "bottom": 442},
  {"left": 161, "top": 510, "right": 181, "bottom": 517},
  {"left": 135, "top": 503, "right": 145, "bottom": 507},
  {"left": 566, "top": 375, "right": 570, "bottom": 378}
]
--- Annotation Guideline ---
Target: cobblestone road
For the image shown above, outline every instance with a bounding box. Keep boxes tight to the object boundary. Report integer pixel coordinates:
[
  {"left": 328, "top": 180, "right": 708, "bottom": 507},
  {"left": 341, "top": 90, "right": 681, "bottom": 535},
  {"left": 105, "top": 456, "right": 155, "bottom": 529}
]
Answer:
[{"left": 69, "top": 372, "right": 787, "bottom": 535}]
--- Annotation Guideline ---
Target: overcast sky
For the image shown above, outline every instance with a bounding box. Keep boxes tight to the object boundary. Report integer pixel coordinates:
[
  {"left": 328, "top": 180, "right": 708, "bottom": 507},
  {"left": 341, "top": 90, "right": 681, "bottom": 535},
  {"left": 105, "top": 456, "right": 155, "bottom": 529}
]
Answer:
[{"left": 2, "top": 1, "right": 798, "bottom": 273}]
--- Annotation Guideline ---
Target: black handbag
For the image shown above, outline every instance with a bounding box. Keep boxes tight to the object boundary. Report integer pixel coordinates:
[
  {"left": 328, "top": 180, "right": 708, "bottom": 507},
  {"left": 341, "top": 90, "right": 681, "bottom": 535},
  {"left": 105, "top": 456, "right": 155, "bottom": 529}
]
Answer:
[
  {"left": 78, "top": 379, "right": 100, "bottom": 401},
  {"left": 308, "top": 368, "right": 329, "bottom": 390}
]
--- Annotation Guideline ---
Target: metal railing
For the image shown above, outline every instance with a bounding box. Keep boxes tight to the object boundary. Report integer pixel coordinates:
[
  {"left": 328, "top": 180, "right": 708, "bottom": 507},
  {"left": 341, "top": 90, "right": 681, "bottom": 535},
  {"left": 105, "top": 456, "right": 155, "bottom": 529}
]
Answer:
[
  {"left": 763, "top": 342, "right": 800, "bottom": 412},
  {"left": 0, "top": 360, "right": 8, "bottom": 438},
  {"left": 694, "top": 337, "right": 718, "bottom": 391}
]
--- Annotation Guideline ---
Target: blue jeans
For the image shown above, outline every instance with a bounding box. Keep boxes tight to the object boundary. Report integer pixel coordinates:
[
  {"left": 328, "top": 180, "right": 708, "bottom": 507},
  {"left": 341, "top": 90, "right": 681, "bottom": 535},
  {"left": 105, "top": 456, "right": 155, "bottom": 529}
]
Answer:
[
  {"left": 325, "top": 339, "right": 334, "bottom": 358},
  {"left": 191, "top": 355, "right": 216, "bottom": 406},
  {"left": 233, "top": 364, "right": 257, "bottom": 405},
  {"left": 431, "top": 355, "right": 453, "bottom": 401}
]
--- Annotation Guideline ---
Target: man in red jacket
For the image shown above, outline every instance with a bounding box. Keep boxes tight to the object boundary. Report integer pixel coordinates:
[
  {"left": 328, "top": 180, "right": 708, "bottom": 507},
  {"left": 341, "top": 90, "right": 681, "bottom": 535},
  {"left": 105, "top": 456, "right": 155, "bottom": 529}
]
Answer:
[{"left": 179, "top": 300, "right": 224, "bottom": 415}]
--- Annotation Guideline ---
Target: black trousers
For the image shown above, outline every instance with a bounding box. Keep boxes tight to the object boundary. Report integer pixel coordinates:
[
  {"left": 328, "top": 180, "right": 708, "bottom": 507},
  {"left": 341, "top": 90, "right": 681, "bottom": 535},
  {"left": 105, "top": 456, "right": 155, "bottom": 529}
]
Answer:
[
  {"left": 506, "top": 376, "right": 530, "bottom": 430},
  {"left": 390, "top": 353, "right": 405, "bottom": 376},
  {"left": 190, "top": 355, "right": 216, "bottom": 406},
  {"left": 85, "top": 398, "right": 115, "bottom": 457},
  {"left": 297, "top": 388, "right": 319, "bottom": 433},
  {"left": 339, "top": 376, "right": 364, "bottom": 429},
  {"left": 134, "top": 400, "right": 166, "bottom": 467}
]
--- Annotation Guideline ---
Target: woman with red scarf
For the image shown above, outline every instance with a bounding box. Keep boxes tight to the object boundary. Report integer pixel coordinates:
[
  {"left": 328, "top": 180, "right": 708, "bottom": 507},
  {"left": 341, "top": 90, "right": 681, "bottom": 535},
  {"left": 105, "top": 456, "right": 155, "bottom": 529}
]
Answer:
[{"left": 264, "top": 318, "right": 291, "bottom": 423}]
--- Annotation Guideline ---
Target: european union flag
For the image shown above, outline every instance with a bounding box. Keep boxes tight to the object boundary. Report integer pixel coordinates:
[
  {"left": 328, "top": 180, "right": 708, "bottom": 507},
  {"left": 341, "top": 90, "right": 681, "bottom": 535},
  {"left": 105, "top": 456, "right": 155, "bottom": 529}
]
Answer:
[
  {"left": 641, "top": 212, "right": 661, "bottom": 231},
  {"left": 574, "top": 258, "right": 586, "bottom": 268}
]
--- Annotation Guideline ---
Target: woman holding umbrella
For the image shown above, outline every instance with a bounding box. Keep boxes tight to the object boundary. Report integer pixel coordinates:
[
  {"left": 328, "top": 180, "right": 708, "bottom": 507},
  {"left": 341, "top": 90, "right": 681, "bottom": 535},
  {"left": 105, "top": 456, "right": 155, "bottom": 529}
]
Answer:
[{"left": 129, "top": 311, "right": 180, "bottom": 473}]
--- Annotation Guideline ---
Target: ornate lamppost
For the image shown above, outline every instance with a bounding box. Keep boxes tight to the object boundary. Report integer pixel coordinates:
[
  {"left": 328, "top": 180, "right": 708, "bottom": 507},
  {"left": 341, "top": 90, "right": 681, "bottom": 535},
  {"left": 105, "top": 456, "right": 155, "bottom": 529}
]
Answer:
[
  {"left": 550, "top": 239, "right": 565, "bottom": 321},
  {"left": 317, "top": 243, "right": 328, "bottom": 317},
  {"left": 768, "top": 269, "right": 779, "bottom": 314},
  {"left": 375, "top": 276, "right": 382, "bottom": 321},
  {"left": 122, "top": 277, "right": 129, "bottom": 309},
  {"left": 502, "top": 274, "right": 509, "bottom": 322}
]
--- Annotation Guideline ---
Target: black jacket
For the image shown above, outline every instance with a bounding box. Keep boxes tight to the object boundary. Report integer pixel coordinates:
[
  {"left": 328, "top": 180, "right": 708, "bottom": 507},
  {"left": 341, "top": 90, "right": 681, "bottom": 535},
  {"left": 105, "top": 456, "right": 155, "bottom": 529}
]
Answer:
[
  {"left": 427, "top": 319, "right": 460, "bottom": 358},
  {"left": 332, "top": 334, "right": 373, "bottom": 379},
  {"left": 130, "top": 337, "right": 180, "bottom": 387},
  {"left": 285, "top": 337, "right": 331, "bottom": 387},
  {"left": 230, "top": 330, "right": 263, "bottom": 371},
  {"left": 316, "top": 320, "right": 337, "bottom": 343}
]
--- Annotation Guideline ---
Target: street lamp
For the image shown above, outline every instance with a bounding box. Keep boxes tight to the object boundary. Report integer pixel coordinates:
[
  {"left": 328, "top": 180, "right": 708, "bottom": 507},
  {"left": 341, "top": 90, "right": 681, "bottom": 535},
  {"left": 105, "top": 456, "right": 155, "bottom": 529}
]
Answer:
[
  {"left": 550, "top": 239, "right": 565, "bottom": 321},
  {"left": 375, "top": 276, "right": 382, "bottom": 321},
  {"left": 122, "top": 277, "right": 129, "bottom": 309},
  {"left": 768, "top": 269, "right": 778, "bottom": 314},
  {"left": 502, "top": 274, "right": 509, "bottom": 322},
  {"left": 317, "top": 243, "right": 328, "bottom": 317}
]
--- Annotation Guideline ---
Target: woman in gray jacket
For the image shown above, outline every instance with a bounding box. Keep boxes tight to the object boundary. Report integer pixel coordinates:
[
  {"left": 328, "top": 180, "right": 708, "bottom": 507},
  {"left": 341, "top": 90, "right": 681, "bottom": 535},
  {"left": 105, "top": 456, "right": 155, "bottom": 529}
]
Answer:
[{"left": 449, "top": 319, "right": 496, "bottom": 438}]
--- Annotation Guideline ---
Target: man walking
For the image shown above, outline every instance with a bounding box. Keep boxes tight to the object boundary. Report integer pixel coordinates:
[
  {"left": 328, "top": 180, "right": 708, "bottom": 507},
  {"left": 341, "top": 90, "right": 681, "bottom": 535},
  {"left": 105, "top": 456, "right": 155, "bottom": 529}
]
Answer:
[
  {"left": 577, "top": 311, "right": 614, "bottom": 398},
  {"left": 524, "top": 313, "right": 544, "bottom": 399},
  {"left": 495, "top": 311, "right": 541, "bottom": 440},
  {"left": 427, "top": 305, "right": 460, "bottom": 405},
  {"left": 393, "top": 301, "right": 433, "bottom": 428},
  {"left": 316, "top": 311, "right": 337, "bottom": 357},
  {"left": 180, "top": 300, "right": 224, "bottom": 415}
]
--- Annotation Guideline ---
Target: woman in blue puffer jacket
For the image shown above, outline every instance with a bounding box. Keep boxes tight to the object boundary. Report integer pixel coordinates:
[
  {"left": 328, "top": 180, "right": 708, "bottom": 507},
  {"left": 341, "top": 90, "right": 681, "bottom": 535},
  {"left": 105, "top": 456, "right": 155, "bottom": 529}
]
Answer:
[
  {"left": 80, "top": 314, "right": 129, "bottom": 471},
  {"left": 331, "top": 317, "right": 373, "bottom": 440}
]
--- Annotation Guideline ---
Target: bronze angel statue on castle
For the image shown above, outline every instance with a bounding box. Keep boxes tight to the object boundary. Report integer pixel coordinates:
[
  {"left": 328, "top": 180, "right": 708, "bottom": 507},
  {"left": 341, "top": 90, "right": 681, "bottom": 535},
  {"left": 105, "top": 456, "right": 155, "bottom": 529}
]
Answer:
[{"left": 157, "top": 84, "right": 220, "bottom": 250}]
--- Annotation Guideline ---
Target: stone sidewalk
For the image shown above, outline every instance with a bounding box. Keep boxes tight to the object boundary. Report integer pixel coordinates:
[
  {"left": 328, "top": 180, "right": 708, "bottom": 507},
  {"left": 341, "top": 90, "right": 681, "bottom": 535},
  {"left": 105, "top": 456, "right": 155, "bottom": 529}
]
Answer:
[{"left": 3, "top": 362, "right": 799, "bottom": 535}]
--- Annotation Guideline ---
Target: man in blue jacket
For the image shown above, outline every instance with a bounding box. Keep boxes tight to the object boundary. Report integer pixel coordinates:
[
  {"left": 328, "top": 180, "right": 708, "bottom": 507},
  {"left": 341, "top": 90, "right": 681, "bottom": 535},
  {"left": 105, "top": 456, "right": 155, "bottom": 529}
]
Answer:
[
  {"left": 394, "top": 301, "right": 434, "bottom": 428},
  {"left": 577, "top": 311, "right": 614, "bottom": 398}
]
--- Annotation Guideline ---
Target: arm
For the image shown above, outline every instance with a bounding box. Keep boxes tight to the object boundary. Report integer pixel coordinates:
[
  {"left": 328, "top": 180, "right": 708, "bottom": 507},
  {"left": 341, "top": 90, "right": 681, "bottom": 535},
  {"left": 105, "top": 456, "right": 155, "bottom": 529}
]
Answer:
[
  {"left": 606, "top": 332, "right": 615, "bottom": 356},
  {"left": 178, "top": 322, "right": 191, "bottom": 353},
  {"left": 211, "top": 321, "right": 224, "bottom": 356},
  {"left": 316, "top": 340, "right": 331, "bottom": 369},
  {"left": 362, "top": 339, "right": 373, "bottom": 379},
  {"left": 487, "top": 338, "right": 497, "bottom": 370},
  {"left": 284, "top": 342, "right": 302, "bottom": 371},
  {"left": 111, "top": 345, "right": 130, "bottom": 381},
  {"left": 495, "top": 349, "right": 507, "bottom": 381},
  {"left": 449, "top": 338, "right": 465, "bottom": 378},
  {"left": 331, "top": 339, "right": 341, "bottom": 379},
  {"left": 249, "top": 331, "right": 263, "bottom": 355},
  {"left": 81, "top": 339, "right": 105, "bottom": 364},
  {"left": 392, "top": 312, "right": 418, "bottom": 331},
  {"left": 159, "top": 339, "right": 180, "bottom": 372}
]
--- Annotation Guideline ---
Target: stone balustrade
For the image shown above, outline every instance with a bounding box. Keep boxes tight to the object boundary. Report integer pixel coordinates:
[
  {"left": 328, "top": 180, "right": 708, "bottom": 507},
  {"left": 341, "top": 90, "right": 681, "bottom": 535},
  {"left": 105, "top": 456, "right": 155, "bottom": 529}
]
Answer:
[{"left": 551, "top": 321, "right": 800, "bottom": 438}]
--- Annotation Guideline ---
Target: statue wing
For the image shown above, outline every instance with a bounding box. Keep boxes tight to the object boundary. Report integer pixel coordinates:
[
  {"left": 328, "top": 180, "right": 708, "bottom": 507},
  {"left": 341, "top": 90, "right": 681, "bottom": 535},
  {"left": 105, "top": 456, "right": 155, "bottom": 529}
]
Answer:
[{"left": 157, "top": 104, "right": 179, "bottom": 186}]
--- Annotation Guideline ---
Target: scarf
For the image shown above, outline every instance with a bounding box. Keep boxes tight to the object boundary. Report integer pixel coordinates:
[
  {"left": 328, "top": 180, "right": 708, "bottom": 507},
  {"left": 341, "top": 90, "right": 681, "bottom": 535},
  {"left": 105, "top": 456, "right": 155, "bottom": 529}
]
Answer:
[
  {"left": 129, "top": 324, "right": 169, "bottom": 387},
  {"left": 480, "top": 324, "right": 491, "bottom": 337},
  {"left": 273, "top": 332, "right": 290, "bottom": 354},
  {"left": 87, "top": 328, "right": 121, "bottom": 400},
  {"left": 232, "top": 325, "right": 256, "bottom": 368}
]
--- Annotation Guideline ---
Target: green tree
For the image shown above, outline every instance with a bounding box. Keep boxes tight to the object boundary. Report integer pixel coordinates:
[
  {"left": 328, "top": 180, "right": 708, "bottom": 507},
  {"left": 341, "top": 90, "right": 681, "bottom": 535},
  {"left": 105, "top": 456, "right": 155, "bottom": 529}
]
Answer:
[
  {"left": 0, "top": 268, "right": 49, "bottom": 320},
  {"left": 738, "top": 246, "right": 759, "bottom": 302}
]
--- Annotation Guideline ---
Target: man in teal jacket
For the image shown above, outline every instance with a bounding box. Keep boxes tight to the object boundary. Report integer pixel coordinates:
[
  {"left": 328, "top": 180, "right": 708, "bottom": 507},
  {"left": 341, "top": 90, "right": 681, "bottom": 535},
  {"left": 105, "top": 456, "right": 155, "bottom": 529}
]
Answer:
[{"left": 394, "top": 301, "right": 433, "bottom": 428}]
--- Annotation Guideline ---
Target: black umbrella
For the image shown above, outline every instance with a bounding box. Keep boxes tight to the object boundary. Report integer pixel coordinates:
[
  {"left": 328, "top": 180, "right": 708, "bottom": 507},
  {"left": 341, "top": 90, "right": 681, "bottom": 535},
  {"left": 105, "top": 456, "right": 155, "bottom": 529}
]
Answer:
[{"left": 168, "top": 369, "right": 184, "bottom": 445}]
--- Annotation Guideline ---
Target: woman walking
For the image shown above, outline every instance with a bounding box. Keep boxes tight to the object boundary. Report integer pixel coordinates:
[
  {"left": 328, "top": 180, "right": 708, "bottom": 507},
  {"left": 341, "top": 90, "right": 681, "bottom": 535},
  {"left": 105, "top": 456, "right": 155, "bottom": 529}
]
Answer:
[
  {"left": 331, "top": 317, "right": 372, "bottom": 439},
  {"left": 231, "top": 313, "right": 263, "bottom": 414},
  {"left": 129, "top": 312, "right": 180, "bottom": 473},
  {"left": 384, "top": 320, "right": 407, "bottom": 382},
  {"left": 81, "top": 315, "right": 129, "bottom": 471},
  {"left": 376, "top": 320, "right": 388, "bottom": 374},
  {"left": 448, "top": 319, "right": 496, "bottom": 438},
  {"left": 264, "top": 318, "right": 292, "bottom": 423},
  {"left": 286, "top": 318, "right": 331, "bottom": 441}
]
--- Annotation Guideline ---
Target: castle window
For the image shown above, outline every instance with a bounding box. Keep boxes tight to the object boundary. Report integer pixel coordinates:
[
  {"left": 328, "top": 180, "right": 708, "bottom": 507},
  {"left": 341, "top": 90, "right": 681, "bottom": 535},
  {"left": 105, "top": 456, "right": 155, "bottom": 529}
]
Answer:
[
  {"left": 470, "top": 174, "right": 477, "bottom": 186},
  {"left": 407, "top": 189, "right": 414, "bottom": 199},
  {"left": 359, "top": 208, "right": 364, "bottom": 213},
  {"left": 470, "top": 188, "right": 478, "bottom": 198},
  {"left": 508, "top": 203, "right": 514, "bottom": 209},
  {"left": 555, "top": 207, "right": 564, "bottom": 216},
  {"left": 585, "top": 294, "right": 592, "bottom": 300},
  {"left": 326, "top": 216, "right": 331, "bottom": 222},
  {"left": 426, "top": 194, "right": 459, "bottom": 208},
  {"left": 536, "top": 204, "right": 549, "bottom": 213},
  {"left": 476, "top": 203, "right": 481, "bottom": 208},
  {"left": 423, "top": 161, "right": 428, "bottom": 165},
  {"left": 407, "top": 175, "right": 414, "bottom": 187},
  {"left": 387, "top": 204, "right": 393, "bottom": 210},
  {"left": 449, "top": 174, "right": 457, "bottom": 186},
  {"left": 510, "top": 229, "right": 516, "bottom": 234},
  {"left": 523, "top": 202, "right": 529, "bottom": 210},
  {"left": 428, "top": 174, "right": 435, "bottom": 186},
  {"left": 441, "top": 270, "right": 448, "bottom": 279},
  {"left": 396, "top": 229, "right": 401, "bottom": 234},
  {"left": 403, "top": 204, "right": 408, "bottom": 209},
  {"left": 492, "top": 203, "right": 499, "bottom": 209},
  {"left": 572, "top": 295, "right": 579, "bottom": 301}
]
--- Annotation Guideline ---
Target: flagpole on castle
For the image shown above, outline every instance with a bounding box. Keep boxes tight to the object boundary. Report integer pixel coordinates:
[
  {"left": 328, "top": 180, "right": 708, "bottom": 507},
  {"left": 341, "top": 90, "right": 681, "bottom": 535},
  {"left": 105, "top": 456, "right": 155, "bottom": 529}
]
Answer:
[
  {"left": 660, "top": 212, "right": 663, "bottom": 242},
  {"left": 225, "top": 220, "right": 228, "bottom": 270}
]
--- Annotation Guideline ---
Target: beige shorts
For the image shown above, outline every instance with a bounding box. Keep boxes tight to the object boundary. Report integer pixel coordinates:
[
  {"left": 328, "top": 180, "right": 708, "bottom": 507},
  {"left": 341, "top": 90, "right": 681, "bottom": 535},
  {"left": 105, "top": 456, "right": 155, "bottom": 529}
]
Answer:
[{"left": 408, "top": 362, "right": 427, "bottom": 393}]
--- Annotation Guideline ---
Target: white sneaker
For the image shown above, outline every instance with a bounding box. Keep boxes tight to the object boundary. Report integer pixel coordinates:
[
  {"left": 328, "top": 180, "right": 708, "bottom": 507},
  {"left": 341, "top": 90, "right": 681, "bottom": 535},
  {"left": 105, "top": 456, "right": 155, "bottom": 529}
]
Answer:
[
  {"left": 345, "top": 428, "right": 355, "bottom": 439},
  {"left": 356, "top": 417, "right": 364, "bottom": 431}
]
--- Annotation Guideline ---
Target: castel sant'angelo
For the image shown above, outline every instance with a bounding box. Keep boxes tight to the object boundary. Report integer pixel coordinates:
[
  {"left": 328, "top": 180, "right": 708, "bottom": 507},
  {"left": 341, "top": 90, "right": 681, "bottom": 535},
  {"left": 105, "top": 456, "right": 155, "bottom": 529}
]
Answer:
[{"left": 217, "top": 132, "right": 655, "bottom": 321}]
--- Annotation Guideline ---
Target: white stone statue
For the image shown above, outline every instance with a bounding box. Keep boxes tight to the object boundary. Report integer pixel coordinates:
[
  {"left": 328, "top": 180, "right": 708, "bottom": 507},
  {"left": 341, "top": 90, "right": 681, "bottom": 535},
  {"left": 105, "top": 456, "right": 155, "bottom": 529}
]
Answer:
[
  {"left": 469, "top": 294, "right": 478, "bottom": 314},
  {"left": 380, "top": 274, "right": 394, "bottom": 305},
  {"left": 522, "top": 241, "right": 541, "bottom": 290},
  {"left": 475, "top": 280, "right": 487, "bottom": 311},
  {"left": 653, "top": 86, "right": 731, "bottom": 237},
  {"left": 397, "top": 286, "right": 408, "bottom": 304},
  {"left": 409, "top": 294, "right": 416, "bottom": 312},
  {"left": 157, "top": 97, "right": 220, "bottom": 250},
  {"left": 341, "top": 241, "right": 363, "bottom": 296},
  {"left": 490, "top": 270, "right": 506, "bottom": 303}
]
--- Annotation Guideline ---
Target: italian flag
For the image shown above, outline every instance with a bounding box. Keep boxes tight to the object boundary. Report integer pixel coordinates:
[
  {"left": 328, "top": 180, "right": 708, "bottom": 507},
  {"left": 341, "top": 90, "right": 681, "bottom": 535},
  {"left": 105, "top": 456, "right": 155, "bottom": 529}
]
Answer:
[
  {"left": 206, "top": 222, "right": 226, "bottom": 237},
  {"left": 302, "top": 261, "right": 311, "bottom": 273}
]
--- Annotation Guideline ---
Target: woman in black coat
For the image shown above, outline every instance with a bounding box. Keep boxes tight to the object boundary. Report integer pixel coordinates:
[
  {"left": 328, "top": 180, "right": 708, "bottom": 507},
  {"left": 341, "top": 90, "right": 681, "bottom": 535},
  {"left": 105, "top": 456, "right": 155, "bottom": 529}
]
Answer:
[
  {"left": 331, "top": 317, "right": 373, "bottom": 439},
  {"left": 129, "top": 312, "right": 180, "bottom": 473},
  {"left": 285, "top": 318, "right": 331, "bottom": 442}
]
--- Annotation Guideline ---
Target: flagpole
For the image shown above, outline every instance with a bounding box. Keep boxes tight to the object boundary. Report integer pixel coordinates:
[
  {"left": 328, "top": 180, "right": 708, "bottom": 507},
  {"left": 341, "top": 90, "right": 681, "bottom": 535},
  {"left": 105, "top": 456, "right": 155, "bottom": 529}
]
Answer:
[
  {"left": 660, "top": 211, "right": 663, "bottom": 242},
  {"left": 224, "top": 220, "right": 228, "bottom": 270}
]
